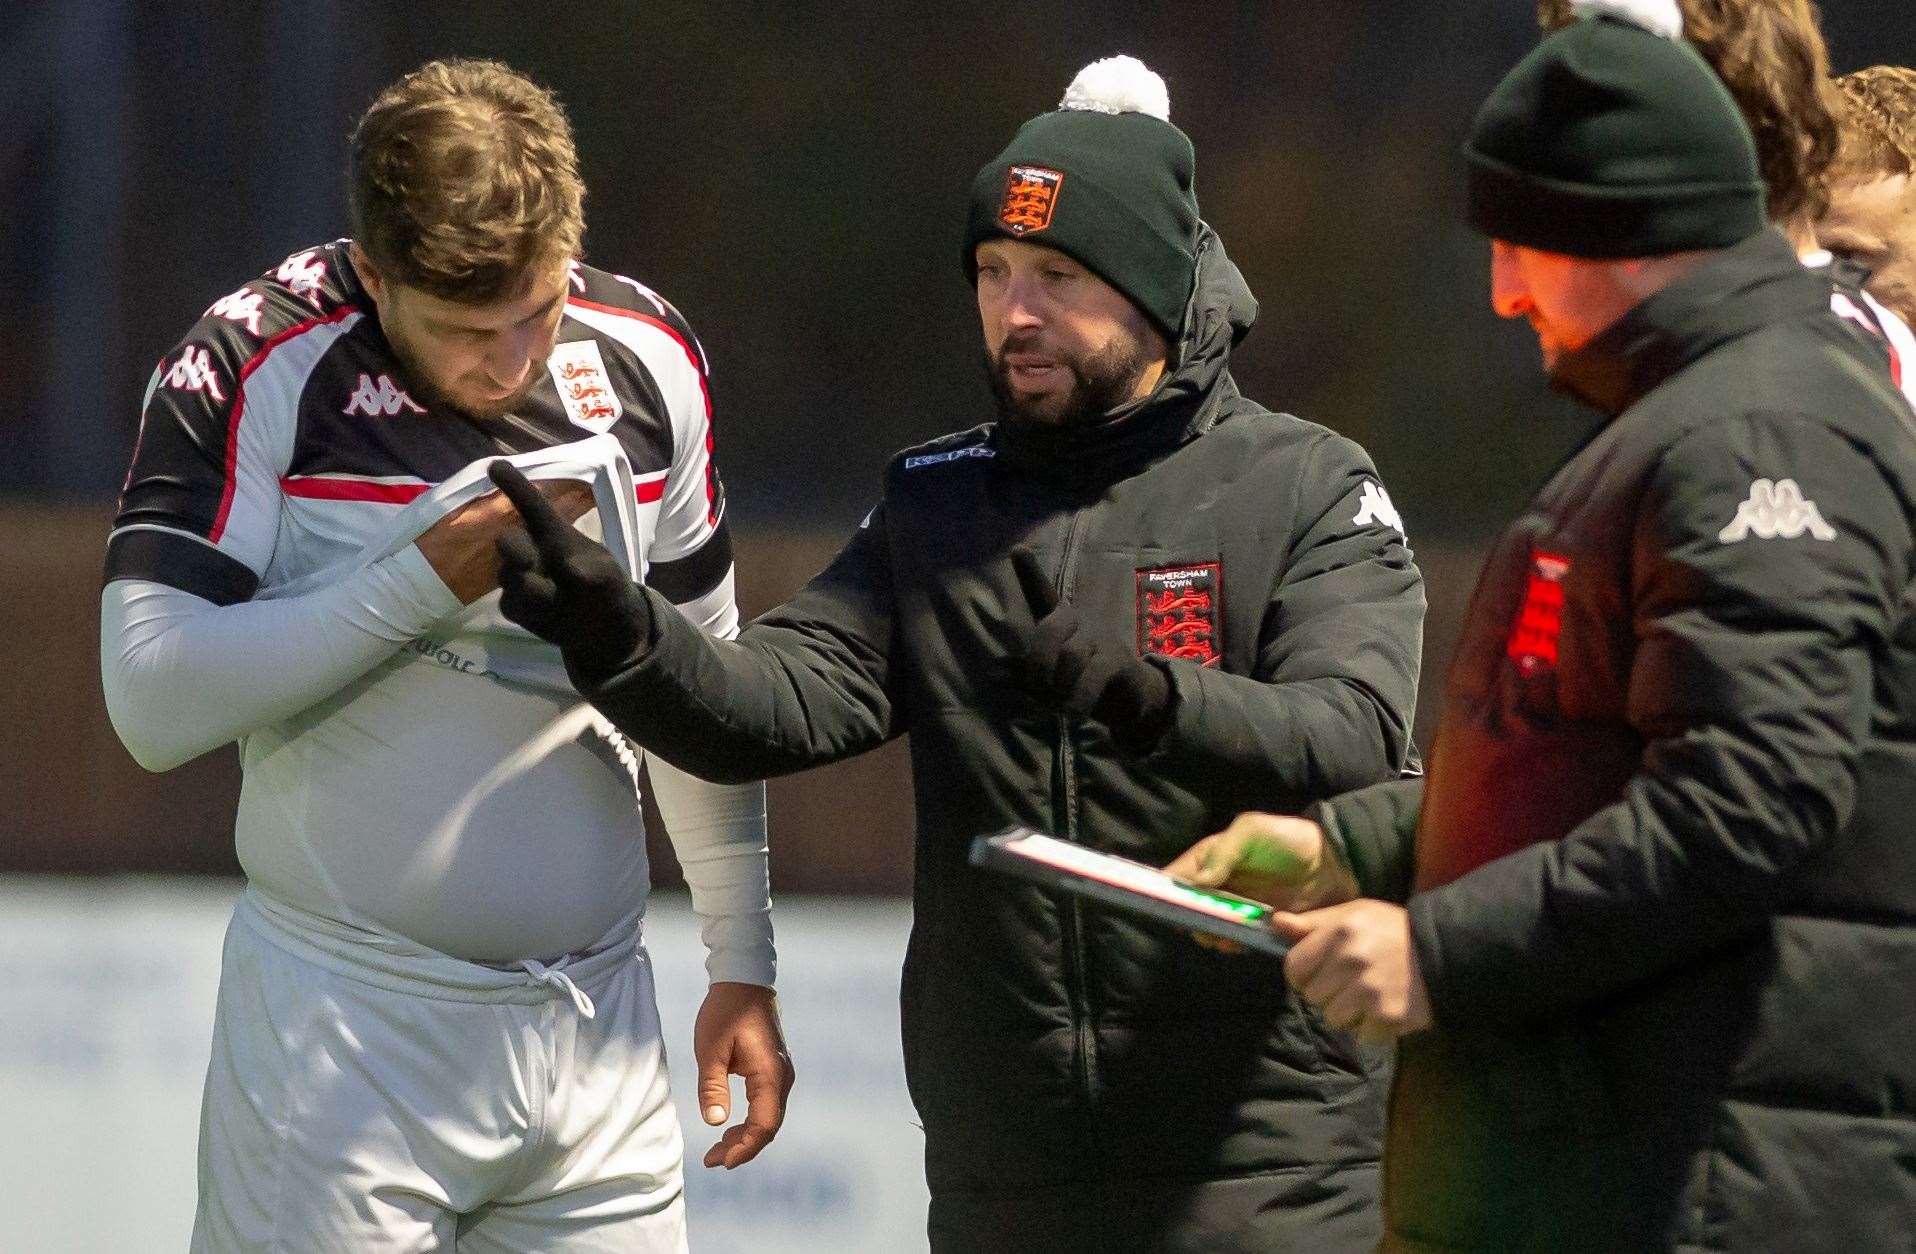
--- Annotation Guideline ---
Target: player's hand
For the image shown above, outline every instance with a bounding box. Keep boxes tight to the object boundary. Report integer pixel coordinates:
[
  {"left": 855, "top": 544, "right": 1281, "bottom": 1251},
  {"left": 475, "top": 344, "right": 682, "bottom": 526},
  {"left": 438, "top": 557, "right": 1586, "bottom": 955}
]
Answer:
[
  {"left": 1164, "top": 812, "right": 1359, "bottom": 914},
  {"left": 489, "top": 461, "right": 658, "bottom": 685},
  {"left": 415, "top": 477, "right": 595, "bottom": 604},
  {"left": 1270, "top": 899, "right": 1430, "bottom": 1044},
  {"left": 1008, "top": 548, "right": 1173, "bottom": 753},
  {"left": 693, "top": 981, "right": 795, "bottom": 1170}
]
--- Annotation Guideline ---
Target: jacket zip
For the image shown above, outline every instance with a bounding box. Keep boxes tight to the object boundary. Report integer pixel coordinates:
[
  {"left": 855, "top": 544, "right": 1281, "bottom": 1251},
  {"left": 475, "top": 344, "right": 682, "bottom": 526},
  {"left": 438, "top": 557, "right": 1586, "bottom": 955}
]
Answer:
[{"left": 1049, "top": 509, "right": 1100, "bottom": 1117}]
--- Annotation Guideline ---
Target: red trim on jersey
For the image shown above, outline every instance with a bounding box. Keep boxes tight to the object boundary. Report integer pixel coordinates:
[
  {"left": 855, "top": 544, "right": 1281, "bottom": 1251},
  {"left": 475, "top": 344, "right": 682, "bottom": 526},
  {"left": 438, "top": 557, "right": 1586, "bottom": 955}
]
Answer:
[
  {"left": 565, "top": 297, "right": 713, "bottom": 420},
  {"left": 636, "top": 473, "right": 667, "bottom": 504},
  {"left": 1833, "top": 292, "right": 1904, "bottom": 388},
  {"left": 280, "top": 475, "right": 431, "bottom": 504},
  {"left": 209, "top": 305, "right": 361, "bottom": 542}
]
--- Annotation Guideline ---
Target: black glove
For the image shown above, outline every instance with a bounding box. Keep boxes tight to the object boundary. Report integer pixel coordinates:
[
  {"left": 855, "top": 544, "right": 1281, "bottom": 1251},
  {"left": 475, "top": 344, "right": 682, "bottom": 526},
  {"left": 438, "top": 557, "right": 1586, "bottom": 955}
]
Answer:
[
  {"left": 488, "top": 461, "right": 657, "bottom": 688},
  {"left": 1009, "top": 548, "right": 1175, "bottom": 753}
]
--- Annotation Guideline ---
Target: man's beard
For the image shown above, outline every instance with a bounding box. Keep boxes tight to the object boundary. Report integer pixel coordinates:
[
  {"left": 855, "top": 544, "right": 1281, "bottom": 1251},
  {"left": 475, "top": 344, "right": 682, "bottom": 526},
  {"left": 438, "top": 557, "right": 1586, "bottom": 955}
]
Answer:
[{"left": 985, "top": 335, "right": 1157, "bottom": 428}]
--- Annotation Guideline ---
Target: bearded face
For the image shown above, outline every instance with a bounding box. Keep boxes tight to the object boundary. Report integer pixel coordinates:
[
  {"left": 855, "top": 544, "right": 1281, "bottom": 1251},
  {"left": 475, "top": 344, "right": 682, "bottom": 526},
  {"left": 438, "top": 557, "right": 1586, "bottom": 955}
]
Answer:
[{"left": 974, "top": 238, "right": 1169, "bottom": 428}]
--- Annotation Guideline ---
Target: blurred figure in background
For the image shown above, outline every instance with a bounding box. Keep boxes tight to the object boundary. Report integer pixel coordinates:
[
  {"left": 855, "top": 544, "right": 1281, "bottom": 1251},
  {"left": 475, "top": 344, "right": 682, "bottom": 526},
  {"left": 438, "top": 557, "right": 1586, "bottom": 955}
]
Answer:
[
  {"left": 1173, "top": 2, "right": 1916, "bottom": 1249},
  {"left": 100, "top": 58, "right": 788, "bottom": 1252},
  {"left": 1538, "top": 0, "right": 1916, "bottom": 401},
  {"left": 487, "top": 54, "right": 1425, "bottom": 1254},
  {"left": 1824, "top": 66, "right": 1916, "bottom": 330}
]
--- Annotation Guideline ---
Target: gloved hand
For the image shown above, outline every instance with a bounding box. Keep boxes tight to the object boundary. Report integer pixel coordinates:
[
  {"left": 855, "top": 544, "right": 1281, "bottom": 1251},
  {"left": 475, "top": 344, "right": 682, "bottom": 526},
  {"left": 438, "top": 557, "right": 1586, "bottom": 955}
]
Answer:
[
  {"left": 1009, "top": 548, "right": 1174, "bottom": 753},
  {"left": 488, "top": 461, "right": 657, "bottom": 688}
]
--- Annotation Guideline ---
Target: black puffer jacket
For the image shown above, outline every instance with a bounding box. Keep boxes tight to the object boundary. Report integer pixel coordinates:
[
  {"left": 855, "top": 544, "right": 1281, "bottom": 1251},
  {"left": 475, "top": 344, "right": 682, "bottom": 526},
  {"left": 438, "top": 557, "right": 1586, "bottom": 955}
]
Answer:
[
  {"left": 1320, "top": 230, "right": 1916, "bottom": 1252},
  {"left": 593, "top": 231, "right": 1425, "bottom": 1252}
]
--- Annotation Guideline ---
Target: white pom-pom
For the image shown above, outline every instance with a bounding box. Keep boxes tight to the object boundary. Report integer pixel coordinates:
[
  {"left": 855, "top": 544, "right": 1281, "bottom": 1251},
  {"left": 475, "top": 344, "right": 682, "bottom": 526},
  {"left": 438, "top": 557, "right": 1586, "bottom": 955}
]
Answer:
[
  {"left": 1059, "top": 55, "right": 1171, "bottom": 122},
  {"left": 1569, "top": 0, "right": 1684, "bottom": 40}
]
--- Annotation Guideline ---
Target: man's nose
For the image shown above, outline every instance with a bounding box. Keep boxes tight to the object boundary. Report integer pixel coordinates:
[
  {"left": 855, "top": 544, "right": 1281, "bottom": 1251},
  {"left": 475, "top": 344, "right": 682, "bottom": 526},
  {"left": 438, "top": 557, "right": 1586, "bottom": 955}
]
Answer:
[
  {"left": 1003, "top": 278, "right": 1045, "bottom": 330},
  {"left": 1489, "top": 240, "right": 1532, "bottom": 320},
  {"left": 486, "top": 329, "right": 537, "bottom": 387}
]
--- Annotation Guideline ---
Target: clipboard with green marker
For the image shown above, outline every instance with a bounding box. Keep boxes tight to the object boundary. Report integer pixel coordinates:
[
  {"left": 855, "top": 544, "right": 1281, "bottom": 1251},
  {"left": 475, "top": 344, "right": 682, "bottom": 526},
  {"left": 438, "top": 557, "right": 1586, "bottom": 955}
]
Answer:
[{"left": 969, "top": 827, "right": 1290, "bottom": 957}]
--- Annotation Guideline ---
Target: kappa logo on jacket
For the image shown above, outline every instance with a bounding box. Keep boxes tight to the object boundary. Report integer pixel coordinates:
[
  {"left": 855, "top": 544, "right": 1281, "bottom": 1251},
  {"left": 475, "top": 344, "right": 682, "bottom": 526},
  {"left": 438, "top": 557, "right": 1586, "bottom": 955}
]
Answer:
[
  {"left": 904, "top": 445, "right": 995, "bottom": 470},
  {"left": 1352, "top": 480, "right": 1405, "bottom": 535},
  {"left": 1718, "top": 478, "right": 1836, "bottom": 543},
  {"left": 343, "top": 373, "right": 425, "bottom": 417},
  {"left": 164, "top": 347, "right": 226, "bottom": 401}
]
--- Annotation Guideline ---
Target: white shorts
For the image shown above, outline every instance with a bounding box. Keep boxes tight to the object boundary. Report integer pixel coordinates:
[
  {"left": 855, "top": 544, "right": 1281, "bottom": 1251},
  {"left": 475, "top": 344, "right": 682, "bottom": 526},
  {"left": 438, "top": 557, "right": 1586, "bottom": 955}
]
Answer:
[{"left": 191, "top": 888, "right": 687, "bottom": 1253}]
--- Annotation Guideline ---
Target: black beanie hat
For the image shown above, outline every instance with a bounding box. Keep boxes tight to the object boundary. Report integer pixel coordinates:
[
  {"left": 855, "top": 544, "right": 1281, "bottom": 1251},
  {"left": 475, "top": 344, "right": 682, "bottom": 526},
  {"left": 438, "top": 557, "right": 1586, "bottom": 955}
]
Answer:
[
  {"left": 963, "top": 56, "right": 1200, "bottom": 340},
  {"left": 1465, "top": 0, "right": 1766, "bottom": 258}
]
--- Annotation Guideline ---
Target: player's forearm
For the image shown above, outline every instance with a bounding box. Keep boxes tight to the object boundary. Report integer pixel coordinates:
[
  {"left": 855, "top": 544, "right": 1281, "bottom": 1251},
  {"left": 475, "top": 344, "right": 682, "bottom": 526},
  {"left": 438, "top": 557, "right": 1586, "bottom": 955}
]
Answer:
[
  {"left": 100, "top": 546, "right": 460, "bottom": 771},
  {"left": 646, "top": 756, "right": 775, "bottom": 986},
  {"left": 588, "top": 594, "right": 895, "bottom": 783}
]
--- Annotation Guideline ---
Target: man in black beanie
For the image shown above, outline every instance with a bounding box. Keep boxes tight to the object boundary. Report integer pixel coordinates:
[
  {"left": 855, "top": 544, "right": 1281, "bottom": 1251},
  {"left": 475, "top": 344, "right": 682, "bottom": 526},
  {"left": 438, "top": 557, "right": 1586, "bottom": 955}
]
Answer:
[
  {"left": 483, "top": 53, "right": 1426, "bottom": 1253},
  {"left": 1168, "top": 2, "right": 1916, "bottom": 1249}
]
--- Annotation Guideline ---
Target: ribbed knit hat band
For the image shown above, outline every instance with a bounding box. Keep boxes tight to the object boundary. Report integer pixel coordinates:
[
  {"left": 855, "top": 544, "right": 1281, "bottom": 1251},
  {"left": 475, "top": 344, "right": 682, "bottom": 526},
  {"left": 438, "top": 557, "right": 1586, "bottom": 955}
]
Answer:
[
  {"left": 964, "top": 57, "right": 1200, "bottom": 339},
  {"left": 1464, "top": 1, "right": 1766, "bottom": 258}
]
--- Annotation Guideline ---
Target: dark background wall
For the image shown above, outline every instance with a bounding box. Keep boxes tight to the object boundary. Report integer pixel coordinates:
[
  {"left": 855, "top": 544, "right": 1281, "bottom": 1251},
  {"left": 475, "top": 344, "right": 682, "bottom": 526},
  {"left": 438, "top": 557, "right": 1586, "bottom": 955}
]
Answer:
[{"left": 4, "top": 1, "right": 1912, "bottom": 889}]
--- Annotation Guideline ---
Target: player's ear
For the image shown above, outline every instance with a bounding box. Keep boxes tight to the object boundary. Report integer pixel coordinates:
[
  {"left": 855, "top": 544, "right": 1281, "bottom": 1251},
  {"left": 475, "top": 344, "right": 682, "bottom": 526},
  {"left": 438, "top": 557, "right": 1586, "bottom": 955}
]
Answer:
[{"left": 350, "top": 242, "right": 386, "bottom": 304}]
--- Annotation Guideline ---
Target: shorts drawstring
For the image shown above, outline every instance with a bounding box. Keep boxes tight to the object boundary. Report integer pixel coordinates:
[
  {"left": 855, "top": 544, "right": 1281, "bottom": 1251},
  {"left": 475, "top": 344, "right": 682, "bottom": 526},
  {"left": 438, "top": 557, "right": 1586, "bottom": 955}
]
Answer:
[{"left": 518, "top": 957, "right": 598, "bottom": 1019}]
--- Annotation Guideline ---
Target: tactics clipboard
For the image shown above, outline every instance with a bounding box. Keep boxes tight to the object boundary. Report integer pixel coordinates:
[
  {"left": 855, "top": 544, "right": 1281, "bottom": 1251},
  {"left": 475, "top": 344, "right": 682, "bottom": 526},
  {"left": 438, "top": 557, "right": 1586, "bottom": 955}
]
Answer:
[{"left": 969, "top": 827, "right": 1290, "bottom": 957}]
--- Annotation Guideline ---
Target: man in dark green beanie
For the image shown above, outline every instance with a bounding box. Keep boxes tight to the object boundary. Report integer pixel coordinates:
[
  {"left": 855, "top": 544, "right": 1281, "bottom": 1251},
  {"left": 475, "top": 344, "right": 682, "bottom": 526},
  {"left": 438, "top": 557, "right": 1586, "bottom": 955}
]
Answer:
[
  {"left": 485, "top": 53, "right": 1426, "bottom": 1253},
  {"left": 1166, "top": 2, "right": 1916, "bottom": 1249}
]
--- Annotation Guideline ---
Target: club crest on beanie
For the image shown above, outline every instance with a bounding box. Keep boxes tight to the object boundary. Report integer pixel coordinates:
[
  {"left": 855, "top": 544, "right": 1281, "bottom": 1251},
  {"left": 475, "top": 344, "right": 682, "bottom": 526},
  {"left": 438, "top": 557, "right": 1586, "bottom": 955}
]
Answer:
[
  {"left": 964, "top": 56, "right": 1200, "bottom": 340},
  {"left": 1465, "top": 0, "right": 1767, "bottom": 258}
]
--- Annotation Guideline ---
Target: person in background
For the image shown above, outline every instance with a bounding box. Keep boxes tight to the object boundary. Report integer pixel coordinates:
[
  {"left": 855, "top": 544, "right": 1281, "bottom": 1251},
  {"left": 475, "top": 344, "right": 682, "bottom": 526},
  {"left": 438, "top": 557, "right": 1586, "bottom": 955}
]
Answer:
[
  {"left": 1823, "top": 66, "right": 1916, "bottom": 332},
  {"left": 1537, "top": 0, "right": 1916, "bottom": 401},
  {"left": 1171, "top": 2, "right": 1916, "bottom": 1248}
]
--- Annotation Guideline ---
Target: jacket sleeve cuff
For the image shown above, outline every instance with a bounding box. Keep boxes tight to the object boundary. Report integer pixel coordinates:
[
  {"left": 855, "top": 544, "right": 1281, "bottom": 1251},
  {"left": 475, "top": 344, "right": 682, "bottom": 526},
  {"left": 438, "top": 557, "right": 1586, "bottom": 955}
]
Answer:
[
  {"left": 1135, "top": 656, "right": 1201, "bottom": 764},
  {"left": 1305, "top": 777, "right": 1423, "bottom": 904},
  {"left": 1406, "top": 888, "right": 1455, "bottom": 1028}
]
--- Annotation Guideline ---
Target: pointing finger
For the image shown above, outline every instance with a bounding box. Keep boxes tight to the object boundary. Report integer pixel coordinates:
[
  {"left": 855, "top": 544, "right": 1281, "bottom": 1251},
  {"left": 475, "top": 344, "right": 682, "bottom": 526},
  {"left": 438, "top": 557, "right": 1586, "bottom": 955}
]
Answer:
[{"left": 487, "top": 462, "right": 575, "bottom": 555}]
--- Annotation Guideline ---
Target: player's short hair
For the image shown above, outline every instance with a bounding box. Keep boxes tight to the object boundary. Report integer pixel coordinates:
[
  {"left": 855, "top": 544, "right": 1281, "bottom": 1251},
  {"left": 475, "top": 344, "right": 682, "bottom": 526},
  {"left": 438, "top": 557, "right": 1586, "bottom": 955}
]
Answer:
[
  {"left": 1537, "top": 0, "right": 1841, "bottom": 223},
  {"left": 349, "top": 58, "right": 586, "bottom": 304},
  {"left": 1830, "top": 66, "right": 1916, "bottom": 185}
]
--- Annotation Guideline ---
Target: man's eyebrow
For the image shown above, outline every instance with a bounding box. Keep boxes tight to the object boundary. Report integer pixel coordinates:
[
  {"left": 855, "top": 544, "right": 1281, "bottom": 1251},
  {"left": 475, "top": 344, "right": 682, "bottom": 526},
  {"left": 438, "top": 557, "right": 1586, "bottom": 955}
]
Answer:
[
  {"left": 523, "top": 292, "right": 565, "bottom": 324},
  {"left": 1826, "top": 226, "right": 1889, "bottom": 250},
  {"left": 426, "top": 293, "right": 564, "bottom": 336}
]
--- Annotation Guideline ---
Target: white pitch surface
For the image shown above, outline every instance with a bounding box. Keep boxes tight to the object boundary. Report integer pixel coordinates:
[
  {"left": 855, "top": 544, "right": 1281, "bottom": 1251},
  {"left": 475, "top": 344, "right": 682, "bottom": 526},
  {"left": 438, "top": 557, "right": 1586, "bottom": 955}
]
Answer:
[{"left": 0, "top": 877, "right": 928, "bottom": 1253}]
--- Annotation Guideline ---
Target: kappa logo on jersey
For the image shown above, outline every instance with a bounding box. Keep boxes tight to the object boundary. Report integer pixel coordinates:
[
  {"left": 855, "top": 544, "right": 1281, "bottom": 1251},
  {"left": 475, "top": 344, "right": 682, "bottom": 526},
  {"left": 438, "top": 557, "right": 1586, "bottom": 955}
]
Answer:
[
  {"left": 1136, "top": 563, "right": 1222, "bottom": 667},
  {"left": 163, "top": 346, "right": 227, "bottom": 401},
  {"left": 206, "top": 288, "right": 265, "bottom": 337},
  {"left": 1718, "top": 478, "right": 1836, "bottom": 544},
  {"left": 1507, "top": 550, "right": 1571, "bottom": 674},
  {"left": 904, "top": 445, "right": 995, "bottom": 470},
  {"left": 1352, "top": 480, "right": 1405, "bottom": 535},
  {"left": 547, "top": 341, "right": 623, "bottom": 432},
  {"left": 275, "top": 249, "right": 328, "bottom": 307},
  {"left": 343, "top": 373, "right": 425, "bottom": 417},
  {"left": 1000, "top": 166, "right": 1064, "bottom": 236}
]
